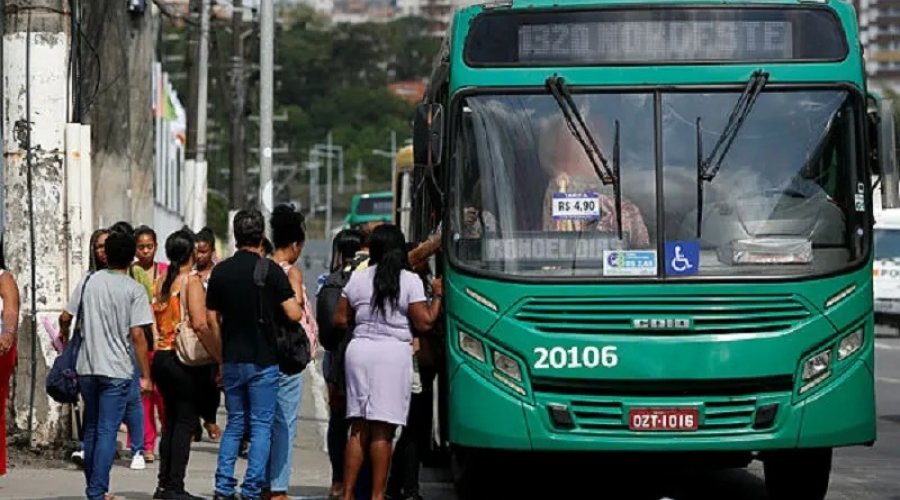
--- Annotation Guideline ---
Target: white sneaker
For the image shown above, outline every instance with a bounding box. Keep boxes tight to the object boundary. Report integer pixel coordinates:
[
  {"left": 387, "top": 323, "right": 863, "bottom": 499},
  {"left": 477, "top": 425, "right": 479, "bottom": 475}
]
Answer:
[
  {"left": 71, "top": 450, "right": 84, "bottom": 468},
  {"left": 130, "top": 452, "right": 146, "bottom": 470}
]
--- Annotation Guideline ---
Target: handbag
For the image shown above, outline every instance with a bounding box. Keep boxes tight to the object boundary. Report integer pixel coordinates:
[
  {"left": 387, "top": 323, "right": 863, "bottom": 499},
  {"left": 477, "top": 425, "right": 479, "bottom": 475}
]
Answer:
[
  {"left": 174, "top": 275, "right": 215, "bottom": 366},
  {"left": 46, "top": 273, "right": 93, "bottom": 404}
]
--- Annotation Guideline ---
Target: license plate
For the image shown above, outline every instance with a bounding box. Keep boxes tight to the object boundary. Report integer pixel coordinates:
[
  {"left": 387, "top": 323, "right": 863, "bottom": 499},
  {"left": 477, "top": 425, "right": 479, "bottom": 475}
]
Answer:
[{"left": 628, "top": 408, "right": 699, "bottom": 431}]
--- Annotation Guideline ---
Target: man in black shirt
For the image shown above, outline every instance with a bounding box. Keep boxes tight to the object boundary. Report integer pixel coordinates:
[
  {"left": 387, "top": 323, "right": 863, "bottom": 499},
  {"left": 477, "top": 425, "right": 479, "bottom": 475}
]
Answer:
[{"left": 208, "top": 209, "right": 302, "bottom": 500}]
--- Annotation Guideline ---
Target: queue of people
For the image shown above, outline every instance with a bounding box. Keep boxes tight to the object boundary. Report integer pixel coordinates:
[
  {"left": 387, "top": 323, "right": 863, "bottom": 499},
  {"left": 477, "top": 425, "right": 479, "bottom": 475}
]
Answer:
[{"left": 0, "top": 202, "right": 445, "bottom": 500}]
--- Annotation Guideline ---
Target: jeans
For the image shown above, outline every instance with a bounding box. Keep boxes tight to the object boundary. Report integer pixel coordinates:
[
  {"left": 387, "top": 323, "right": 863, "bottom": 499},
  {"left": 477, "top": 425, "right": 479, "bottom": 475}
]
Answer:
[
  {"left": 152, "top": 350, "right": 203, "bottom": 492},
  {"left": 266, "top": 371, "right": 303, "bottom": 492},
  {"left": 123, "top": 373, "right": 145, "bottom": 455},
  {"left": 215, "top": 363, "right": 279, "bottom": 499},
  {"left": 79, "top": 375, "right": 131, "bottom": 500}
]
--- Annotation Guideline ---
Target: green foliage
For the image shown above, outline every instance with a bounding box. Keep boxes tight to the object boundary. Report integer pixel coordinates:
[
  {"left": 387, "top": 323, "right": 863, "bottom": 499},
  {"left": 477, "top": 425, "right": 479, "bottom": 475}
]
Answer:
[
  {"left": 162, "top": 5, "right": 440, "bottom": 218},
  {"left": 273, "top": 6, "right": 440, "bottom": 207},
  {"left": 207, "top": 190, "right": 229, "bottom": 242}
]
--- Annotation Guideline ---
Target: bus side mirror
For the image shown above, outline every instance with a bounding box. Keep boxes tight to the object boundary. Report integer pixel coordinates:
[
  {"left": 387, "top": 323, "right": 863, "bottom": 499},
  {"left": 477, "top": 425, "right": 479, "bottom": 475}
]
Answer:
[
  {"left": 867, "top": 111, "right": 880, "bottom": 175},
  {"left": 414, "top": 103, "right": 444, "bottom": 167}
]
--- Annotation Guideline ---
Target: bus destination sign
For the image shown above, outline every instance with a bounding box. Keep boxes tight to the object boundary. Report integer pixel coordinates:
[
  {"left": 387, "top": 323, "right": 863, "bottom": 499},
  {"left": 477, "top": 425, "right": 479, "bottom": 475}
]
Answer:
[
  {"left": 519, "top": 21, "right": 793, "bottom": 63},
  {"left": 465, "top": 8, "right": 848, "bottom": 65}
]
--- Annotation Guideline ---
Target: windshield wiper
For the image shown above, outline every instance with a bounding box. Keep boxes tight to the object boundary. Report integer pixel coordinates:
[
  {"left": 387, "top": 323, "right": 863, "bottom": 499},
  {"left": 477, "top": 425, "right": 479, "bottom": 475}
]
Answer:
[
  {"left": 694, "top": 70, "right": 769, "bottom": 238},
  {"left": 546, "top": 75, "right": 623, "bottom": 240}
]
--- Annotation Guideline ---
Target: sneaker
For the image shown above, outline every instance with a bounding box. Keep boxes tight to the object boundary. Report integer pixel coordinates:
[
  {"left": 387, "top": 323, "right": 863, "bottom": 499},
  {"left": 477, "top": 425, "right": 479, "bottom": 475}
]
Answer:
[
  {"left": 153, "top": 488, "right": 172, "bottom": 499},
  {"left": 130, "top": 452, "right": 146, "bottom": 470},
  {"left": 71, "top": 450, "right": 84, "bottom": 468}
]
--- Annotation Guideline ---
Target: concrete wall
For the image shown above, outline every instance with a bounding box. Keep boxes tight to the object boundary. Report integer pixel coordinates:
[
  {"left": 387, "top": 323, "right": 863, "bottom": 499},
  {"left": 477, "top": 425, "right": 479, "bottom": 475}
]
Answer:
[{"left": 2, "top": 4, "right": 72, "bottom": 444}]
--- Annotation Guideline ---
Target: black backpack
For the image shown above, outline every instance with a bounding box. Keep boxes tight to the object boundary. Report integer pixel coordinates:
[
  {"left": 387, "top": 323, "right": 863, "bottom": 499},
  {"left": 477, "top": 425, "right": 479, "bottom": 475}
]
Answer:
[
  {"left": 253, "top": 258, "right": 311, "bottom": 375},
  {"left": 316, "top": 257, "right": 365, "bottom": 351}
]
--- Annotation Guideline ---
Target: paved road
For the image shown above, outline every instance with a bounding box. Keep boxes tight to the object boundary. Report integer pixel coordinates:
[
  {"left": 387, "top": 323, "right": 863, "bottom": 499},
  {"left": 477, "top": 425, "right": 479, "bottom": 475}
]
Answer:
[
  {"left": 418, "top": 329, "right": 900, "bottom": 500},
  {"left": 1, "top": 331, "right": 898, "bottom": 499}
]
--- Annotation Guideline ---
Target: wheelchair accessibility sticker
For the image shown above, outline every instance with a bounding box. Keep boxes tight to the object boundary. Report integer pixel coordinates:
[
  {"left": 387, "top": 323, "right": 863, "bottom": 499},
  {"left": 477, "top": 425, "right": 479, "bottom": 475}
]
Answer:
[{"left": 665, "top": 241, "right": 699, "bottom": 276}]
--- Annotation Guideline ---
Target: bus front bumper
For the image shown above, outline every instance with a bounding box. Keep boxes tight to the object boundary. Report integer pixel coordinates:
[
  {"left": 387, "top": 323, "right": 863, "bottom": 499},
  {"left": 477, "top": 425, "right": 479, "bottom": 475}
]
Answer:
[{"left": 448, "top": 347, "right": 876, "bottom": 452}]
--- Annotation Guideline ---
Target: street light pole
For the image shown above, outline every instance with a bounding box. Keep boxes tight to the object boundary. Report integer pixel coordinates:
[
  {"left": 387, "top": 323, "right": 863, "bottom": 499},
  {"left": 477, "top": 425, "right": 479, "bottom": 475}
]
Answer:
[
  {"left": 259, "top": 0, "right": 274, "bottom": 218},
  {"left": 326, "top": 132, "right": 333, "bottom": 238},
  {"left": 355, "top": 160, "right": 364, "bottom": 192},
  {"left": 390, "top": 129, "right": 397, "bottom": 183},
  {"left": 196, "top": 0, "right": 210, "bottom": 164}
]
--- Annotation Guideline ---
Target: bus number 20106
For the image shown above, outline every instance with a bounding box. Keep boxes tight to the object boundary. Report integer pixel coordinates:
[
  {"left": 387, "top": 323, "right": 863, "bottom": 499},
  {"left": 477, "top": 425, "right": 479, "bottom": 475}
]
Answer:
[{"left": 533, "top": 346, "right": 618, "bottom": 369}]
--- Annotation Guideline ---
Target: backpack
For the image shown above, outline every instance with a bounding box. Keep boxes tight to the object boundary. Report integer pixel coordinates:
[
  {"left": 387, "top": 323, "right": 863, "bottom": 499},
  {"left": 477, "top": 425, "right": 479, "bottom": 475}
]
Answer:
[
  {"left": 46, "top": 273, "right": 93, "bottom": 404},
  {"left": 253, "top": 258, "right": 311, "bottom": 375},
  {"left": 315, "top": 256, "right": 365, "bottom": 352}
]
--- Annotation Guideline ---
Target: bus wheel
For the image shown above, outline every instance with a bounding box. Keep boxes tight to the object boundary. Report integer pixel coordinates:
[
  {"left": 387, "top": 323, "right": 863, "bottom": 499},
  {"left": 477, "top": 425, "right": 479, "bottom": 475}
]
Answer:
[
  {"left": 451, "top": 446, "right": 488, "bottom": 499},
  {"left": 763, "top": 448, "right": 832, "bottom": 500}
]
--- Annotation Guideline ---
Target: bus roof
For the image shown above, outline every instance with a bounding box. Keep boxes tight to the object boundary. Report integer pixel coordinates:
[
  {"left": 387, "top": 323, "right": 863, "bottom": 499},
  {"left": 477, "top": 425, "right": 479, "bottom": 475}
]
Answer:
[
  {"left": 463, "top": 0, "right": 848, "bottom": 10},
  {"left": 442, "top": 0, "right": 863, "bottom": 93},
  {"left": 355, "top": 191, "right": 392, "bottom": 200}
]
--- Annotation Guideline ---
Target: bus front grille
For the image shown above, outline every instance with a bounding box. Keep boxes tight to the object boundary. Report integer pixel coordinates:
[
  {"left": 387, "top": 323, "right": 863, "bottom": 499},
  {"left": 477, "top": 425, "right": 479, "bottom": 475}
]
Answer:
[
  {"left": 514, "top": 295, "right": 810, "bottom": 335},
  {"left": 568, "top": 397, "right": 759, "bottom": 432},
  {"left": 533, "top": 376, "right": 792, "bottom": 435}
]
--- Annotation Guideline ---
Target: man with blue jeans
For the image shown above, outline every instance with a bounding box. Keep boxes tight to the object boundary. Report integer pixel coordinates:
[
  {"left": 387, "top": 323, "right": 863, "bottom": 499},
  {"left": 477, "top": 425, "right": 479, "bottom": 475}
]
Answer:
[
  {"left": 207, "top": 209, "right": 301, "bottom": 500},
  {"left": 63, "top": 230, "right": 154, "bottom": 500}
]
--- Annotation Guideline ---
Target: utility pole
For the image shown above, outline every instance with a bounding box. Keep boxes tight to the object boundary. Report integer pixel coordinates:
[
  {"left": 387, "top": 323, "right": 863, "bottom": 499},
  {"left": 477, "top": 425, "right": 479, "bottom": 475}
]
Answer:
[
  {"left": 259, "top": 0, "right": 275, "bottom": 218},
  {"left": 185, "top": 0, "right": 200, "bottom": 158},
  {"left": 229, "top": 0, "right": 248, "bottom": 209},
  {"left": 3, "top": 0, "right": 75, "bottom": 445},
  {"left": 185, "top": 0, "right": 210, "bottom": 229}
]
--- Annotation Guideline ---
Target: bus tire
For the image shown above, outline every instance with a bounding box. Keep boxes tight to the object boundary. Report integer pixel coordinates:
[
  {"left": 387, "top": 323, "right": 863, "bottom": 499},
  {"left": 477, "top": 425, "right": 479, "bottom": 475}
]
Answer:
[
  {"left": 451, "top": 446, "right": 487, "bottom": 499},
  {"left": 763, "top": 448, "right": 832, "bottom": 500}
]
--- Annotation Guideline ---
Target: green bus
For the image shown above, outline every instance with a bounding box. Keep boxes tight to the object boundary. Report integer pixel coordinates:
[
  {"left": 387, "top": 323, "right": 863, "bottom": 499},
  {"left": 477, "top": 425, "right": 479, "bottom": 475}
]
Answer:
[
  {"left": 409, "top": 0, "right": 891, "bottom": 498},
  {"left": 342, "top": 191, "right": 393, "bottom": 230}
]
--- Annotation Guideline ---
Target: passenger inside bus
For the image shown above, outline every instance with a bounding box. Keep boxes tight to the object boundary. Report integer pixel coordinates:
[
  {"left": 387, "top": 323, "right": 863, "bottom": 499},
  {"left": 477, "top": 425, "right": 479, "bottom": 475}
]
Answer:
[
  {"left": 460, "top": 180, "right": 496, "bottom": 239},
  {"left": 538, "top": 117, "right": 651, "bottom": 249}
]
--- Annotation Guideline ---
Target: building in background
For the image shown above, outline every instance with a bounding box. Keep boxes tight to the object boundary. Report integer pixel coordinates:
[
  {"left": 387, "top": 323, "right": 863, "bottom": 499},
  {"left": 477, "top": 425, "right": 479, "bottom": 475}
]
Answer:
[
  {"left": 153, "top": 63, "right": 193, "bottom": 237},
  {"left": 856, "top": 0, "right": 900, "bottom": 90}
]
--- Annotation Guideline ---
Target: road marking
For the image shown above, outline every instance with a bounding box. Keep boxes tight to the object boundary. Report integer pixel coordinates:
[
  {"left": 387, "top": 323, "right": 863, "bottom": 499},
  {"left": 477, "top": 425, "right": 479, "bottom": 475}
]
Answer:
[
  {"left": 875, "top": 342, "right": 900, "bottom": 351},
  {"left": 877, "top": 376, "right": 900, "bottom": 384}
]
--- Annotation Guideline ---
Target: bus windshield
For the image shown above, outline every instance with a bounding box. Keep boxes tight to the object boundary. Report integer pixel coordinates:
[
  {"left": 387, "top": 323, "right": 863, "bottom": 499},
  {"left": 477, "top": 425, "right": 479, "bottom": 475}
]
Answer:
[
  {"left": 450, "top": 89, "right": 866, "bottom": 279},
  {"left": 875, "top": 229, "right": 900, "bottom": 260}
]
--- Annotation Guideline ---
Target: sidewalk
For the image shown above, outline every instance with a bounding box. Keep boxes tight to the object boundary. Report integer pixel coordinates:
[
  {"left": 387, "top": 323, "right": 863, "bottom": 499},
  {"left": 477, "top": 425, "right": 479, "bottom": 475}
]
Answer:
[{"left": 0, "top": 361, "right": 334, "bottom": 500}]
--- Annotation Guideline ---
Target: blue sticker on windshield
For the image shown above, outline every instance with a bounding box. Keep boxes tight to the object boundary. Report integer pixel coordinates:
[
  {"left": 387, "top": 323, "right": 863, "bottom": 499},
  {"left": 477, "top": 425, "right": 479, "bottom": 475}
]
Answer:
[{"left": 665, "top": 241, "right": 699, "bottom": 276}]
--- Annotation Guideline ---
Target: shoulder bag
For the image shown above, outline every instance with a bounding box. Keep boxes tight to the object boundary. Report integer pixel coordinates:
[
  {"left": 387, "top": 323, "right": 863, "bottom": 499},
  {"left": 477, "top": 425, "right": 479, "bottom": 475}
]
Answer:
[{"left": 175, "top": 275, "right": 215, "bottom": 366}]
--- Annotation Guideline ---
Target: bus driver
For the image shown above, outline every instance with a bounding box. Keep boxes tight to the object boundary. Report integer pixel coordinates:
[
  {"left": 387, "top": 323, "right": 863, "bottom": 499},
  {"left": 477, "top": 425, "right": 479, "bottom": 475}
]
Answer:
[{"left": 538, "top": 116, "right": 651, "bottom": 249}]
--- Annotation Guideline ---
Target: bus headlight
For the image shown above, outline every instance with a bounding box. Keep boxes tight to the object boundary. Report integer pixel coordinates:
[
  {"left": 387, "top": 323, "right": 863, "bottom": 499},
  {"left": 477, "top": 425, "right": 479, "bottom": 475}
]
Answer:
[
  {"left": 838, "top": 329, "right": 864, "bottom": 360},
  {"left": 800, "top": 350, "right": 831, "bottom": 393},
  {"left": 493, "top": 351, "right": 522, "bottom": 382},
  {"left": 459, "top": 330, "right": 486, "bottom": 363}
]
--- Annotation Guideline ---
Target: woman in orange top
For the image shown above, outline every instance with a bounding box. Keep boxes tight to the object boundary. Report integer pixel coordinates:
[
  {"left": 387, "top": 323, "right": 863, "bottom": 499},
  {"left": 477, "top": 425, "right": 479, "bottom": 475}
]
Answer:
[{"left": 150, "top": 229, "right": 220, "bottom": 500}]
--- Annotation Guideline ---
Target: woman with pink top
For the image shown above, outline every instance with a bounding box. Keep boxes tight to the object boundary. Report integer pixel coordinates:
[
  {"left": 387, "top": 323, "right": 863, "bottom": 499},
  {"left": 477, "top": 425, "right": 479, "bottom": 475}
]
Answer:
[{"left": 263, "top": 204, "right": 317, "bottom": 500}]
